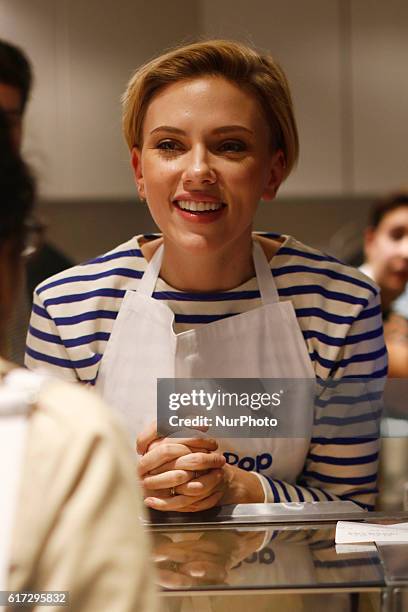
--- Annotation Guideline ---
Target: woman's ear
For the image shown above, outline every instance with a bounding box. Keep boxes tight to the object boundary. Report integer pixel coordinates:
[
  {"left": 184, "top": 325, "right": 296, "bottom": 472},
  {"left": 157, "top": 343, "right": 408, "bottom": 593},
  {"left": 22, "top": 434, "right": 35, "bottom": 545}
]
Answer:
[
  {"left": 131, "top": 148, "right": 146, "bottom": 200},
  {"left": 262, "top": 150, "right": 286, "bottom": 201}
]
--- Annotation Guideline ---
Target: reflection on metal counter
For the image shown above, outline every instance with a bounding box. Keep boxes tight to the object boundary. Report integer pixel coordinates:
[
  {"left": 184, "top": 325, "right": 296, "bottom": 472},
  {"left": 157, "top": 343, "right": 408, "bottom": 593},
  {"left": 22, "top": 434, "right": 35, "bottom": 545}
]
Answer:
[
  {"left": 147, "top": 502, "right": 408, "bottom": 612},
  {"left": 147, "top": 501, "right": 365, "bottom": 528}
]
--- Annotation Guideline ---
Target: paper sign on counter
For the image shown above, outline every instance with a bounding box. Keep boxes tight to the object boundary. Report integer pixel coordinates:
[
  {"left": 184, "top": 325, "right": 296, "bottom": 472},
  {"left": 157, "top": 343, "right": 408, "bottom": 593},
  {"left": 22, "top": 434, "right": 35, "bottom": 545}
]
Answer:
[
  {"left": 335, "top": 543, "right": 377, "bottom": 554},
  {"left": 336, "top": 521, "right": 408, "bottom": 544}
]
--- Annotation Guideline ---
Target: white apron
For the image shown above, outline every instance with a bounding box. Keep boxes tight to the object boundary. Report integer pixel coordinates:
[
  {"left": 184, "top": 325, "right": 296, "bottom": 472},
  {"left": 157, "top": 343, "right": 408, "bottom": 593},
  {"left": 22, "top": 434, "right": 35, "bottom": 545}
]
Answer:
[
  {"left": 96, "top": 240, "right": 315, "bottom": 482},
  {"left": 0, "top": 369, "right": 41, "bottom": 610}
]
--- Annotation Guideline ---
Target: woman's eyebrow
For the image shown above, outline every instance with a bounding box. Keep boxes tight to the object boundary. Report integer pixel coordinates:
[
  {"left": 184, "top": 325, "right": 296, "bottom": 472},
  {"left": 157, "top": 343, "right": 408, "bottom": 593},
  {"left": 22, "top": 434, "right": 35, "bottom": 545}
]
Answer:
[
  {"left": 149, "top": 125, "right": 254, "bottom": 136},
  {"left": 150, "top": 126, "right": 185, "bottom": 135},
  {"left": 213, "top": 125, "right": 254, "bottom": 135}
]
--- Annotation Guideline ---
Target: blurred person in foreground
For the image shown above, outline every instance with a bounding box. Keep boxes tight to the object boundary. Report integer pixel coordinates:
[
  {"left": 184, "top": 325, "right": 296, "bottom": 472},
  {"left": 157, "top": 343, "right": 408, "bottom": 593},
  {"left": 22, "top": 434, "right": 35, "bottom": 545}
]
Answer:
[
  {"left": 0, "top": 38, "right": 72, "bottom": 364},
  {"left": 0, "top": 111, "right": 156, "bottom": 611}
]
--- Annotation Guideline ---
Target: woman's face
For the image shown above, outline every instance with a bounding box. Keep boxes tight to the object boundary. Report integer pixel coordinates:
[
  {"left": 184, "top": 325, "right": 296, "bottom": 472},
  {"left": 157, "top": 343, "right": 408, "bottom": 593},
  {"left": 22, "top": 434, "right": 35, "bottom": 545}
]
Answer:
[
  {"left": 364, "top": 206, "right": 408, "bottom": 299},
  {"left": 131, "top": 76, "right": 284, "bottom": 254}
]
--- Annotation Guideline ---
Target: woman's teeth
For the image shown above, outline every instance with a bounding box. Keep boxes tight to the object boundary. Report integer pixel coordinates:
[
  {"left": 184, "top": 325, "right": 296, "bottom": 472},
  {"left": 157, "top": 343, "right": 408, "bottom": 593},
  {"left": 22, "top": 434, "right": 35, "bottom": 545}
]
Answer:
[{"left": 176, "top": 200, "right": 223, "bottom": 212}]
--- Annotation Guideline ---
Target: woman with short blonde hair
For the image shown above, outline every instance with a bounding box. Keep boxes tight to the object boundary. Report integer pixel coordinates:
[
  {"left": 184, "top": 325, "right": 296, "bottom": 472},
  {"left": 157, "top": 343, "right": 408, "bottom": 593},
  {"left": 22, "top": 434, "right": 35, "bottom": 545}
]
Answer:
[
  {"left": 122, "top": 39, "right": 298, "bottom": 179},
  {"left": 26, "top": 40, "right": 386, "bottom": 514}
]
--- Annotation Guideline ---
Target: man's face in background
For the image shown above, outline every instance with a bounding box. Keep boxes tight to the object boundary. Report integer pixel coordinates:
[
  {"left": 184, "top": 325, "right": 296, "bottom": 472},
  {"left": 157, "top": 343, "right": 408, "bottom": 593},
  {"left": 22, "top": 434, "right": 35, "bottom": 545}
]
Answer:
[{"left": 0, "top": 82, "right": 23, "bottom": 151}]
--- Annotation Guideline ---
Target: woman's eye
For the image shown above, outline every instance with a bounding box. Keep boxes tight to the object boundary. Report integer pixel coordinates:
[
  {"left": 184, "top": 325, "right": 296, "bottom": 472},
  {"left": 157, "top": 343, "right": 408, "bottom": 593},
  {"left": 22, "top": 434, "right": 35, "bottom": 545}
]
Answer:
[
  {"left": 218, "top": 140, "right": 247, "bottom": 154},
  {"left": 156, "top": 140, "right": 182, "bottom": 153}
]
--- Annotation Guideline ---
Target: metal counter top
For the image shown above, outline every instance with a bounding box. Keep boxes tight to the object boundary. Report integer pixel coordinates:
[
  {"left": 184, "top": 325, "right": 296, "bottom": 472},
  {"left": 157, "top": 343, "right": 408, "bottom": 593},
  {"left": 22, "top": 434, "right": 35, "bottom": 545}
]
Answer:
[
  {"left": 147, "top": 502, "right": 408, "bottom": 611},
  {"left": 147, "top": 500, "right": 408, "bottom": 529}
]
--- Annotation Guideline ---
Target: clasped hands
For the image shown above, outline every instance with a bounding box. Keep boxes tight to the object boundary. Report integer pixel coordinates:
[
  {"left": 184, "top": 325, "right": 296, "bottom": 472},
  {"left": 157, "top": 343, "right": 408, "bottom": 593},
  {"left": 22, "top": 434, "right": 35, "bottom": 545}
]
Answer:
[
  {"left": 136, "top": 421, "right": 264, "bottom": 512},
  {"left": 136, "top": 421, "right": 228, "bottom": 512}
]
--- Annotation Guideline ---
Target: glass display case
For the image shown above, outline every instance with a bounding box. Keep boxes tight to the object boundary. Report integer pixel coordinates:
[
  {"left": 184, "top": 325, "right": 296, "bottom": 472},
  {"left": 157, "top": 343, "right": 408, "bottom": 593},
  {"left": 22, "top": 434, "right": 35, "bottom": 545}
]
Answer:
[{"left": 147, "top": 502, "right": 408, "bottom": 612}]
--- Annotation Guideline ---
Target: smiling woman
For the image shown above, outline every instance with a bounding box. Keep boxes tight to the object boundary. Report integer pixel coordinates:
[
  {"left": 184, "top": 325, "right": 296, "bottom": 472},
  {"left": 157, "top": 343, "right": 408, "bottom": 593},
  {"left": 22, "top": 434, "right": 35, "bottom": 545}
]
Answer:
[{"left": 25, "top": 40, "right": 387, "bottom": 514}]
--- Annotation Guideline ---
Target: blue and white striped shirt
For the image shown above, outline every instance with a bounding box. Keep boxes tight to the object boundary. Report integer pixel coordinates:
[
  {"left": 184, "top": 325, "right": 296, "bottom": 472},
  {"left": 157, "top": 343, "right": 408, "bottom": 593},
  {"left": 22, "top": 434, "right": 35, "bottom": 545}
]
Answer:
[{"left": 25, "top": 233, "right": 387, "bottom": 509}]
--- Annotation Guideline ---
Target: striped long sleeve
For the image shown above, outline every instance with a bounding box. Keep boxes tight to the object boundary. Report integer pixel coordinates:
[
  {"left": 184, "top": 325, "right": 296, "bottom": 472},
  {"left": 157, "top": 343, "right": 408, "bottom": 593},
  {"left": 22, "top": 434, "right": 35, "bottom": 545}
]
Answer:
[
  {"left": 261, "top": 291, "right": 385, "bottom": 510},
  {"left": 25, "top": 233, "right": 387, "bottom": 509}
]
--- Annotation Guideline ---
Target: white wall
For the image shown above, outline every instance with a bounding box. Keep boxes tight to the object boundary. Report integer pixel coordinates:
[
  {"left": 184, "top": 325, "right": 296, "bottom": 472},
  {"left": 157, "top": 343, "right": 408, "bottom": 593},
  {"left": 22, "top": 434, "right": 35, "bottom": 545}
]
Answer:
[
  {"left": 351, "top": 0, "right": 408, "bottom": 193},
  {"left": 201, "top": 0, "right": 408, "bottom": 196},
  {"left": 1, "top": 0, "right": 407, "bottom": 199},
  {"left": 1, "top": 1, "right": 61, "bottom": 194},
  {"left": 0, "top": 0, "right": 200, "bottom": 198},
  {"left": 201, "top": 0, "right": 345, "bottom": 196}
]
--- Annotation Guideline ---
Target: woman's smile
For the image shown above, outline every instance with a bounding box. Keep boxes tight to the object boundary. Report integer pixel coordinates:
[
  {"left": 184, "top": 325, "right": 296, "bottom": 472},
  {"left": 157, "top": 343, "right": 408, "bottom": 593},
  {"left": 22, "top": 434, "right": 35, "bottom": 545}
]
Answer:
[{"left": 173, "top": 192, "right": 227, "bottom": 223}]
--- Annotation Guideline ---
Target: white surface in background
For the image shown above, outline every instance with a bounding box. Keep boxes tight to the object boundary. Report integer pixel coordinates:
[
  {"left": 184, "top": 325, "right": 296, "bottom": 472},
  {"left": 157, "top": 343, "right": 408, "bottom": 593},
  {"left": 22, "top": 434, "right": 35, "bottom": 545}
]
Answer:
[{"left": 336, "top": 520, "right": 408, "bottom": 544}]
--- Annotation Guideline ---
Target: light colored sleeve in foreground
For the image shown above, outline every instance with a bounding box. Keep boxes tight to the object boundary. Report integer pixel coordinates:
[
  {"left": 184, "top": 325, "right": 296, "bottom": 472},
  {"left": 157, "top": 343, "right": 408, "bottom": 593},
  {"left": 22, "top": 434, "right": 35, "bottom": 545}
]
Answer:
[{"left": 8, "top": 380, "right": 157, "bottom": 612}]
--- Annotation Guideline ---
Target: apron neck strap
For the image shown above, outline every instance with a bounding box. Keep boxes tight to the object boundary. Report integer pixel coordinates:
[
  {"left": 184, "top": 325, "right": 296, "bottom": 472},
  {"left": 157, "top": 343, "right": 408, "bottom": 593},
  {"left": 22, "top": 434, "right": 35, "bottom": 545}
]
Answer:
[
  {"left": 137, "top": 244, "right": 164, "bottom": 296},
  {"left": 252, "top": 240, "right": 279, "bottom": 305},
  {"left": 137, "top": 240, "right": 279, "bottom": 304}
]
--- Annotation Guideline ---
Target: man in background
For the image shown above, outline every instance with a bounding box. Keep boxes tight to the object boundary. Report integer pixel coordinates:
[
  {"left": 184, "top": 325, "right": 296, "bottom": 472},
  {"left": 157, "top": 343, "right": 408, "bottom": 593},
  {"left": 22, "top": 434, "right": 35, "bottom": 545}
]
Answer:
[
  {"left": 361, "top": 191, "right": 408, "bottom": 379},
  {"left": 0, "top": 39, "right": 72, "bottom": 364},
  {"left": 360, "top": 191, "right": 408, "bottom": 510}
]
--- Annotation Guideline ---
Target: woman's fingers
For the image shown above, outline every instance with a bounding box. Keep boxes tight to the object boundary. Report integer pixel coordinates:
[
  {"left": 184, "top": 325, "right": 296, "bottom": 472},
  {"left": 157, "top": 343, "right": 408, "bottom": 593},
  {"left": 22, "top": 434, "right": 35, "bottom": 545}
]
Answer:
[
  {"left": 141, "top": 448, "right": 225, "bottom": 478},
  {"left": 144, "top": 482, "right": 225, "bottom": 512},
  {"left": 172, "top": 451, "right": 226, "bottom": 472},
  {"left": 144, "top": 468, "right": 223, "bottom": 495},
  {"left": 144, "top": 484, "right": 224, "bottom": 512},
  {"left": 143, "top": 469, "right": 193, "bottom": 491},
  {"left": 144, "top": 493, "right": 200, "bottom": 511},
  {"left": 175, "top": 469, "right": 225, "bottom": 497},
  {"left": 138, "top": 443, "right": 192, "bottom": 476},
  {"left": 149, "top": 436, "right": 218, "bottom": 453},
  {"left": 148, "top": 455, "right": 210, "bottom": 476},
  {"left": 136, "top": 420, "right": 159, "bottom": 455},
  {"left": 181, "top": 490, "right": 225, "bottom": 513},
  {"left": 136, "top": 419, "right": 218, "bottom": 456}
]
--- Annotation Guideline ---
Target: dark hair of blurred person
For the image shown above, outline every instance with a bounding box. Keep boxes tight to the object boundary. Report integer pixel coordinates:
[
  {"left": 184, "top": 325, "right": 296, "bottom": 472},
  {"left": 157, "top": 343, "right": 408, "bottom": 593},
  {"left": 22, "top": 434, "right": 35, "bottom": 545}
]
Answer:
[
  {"left": 0, "top": 109, "right": 157, "bottom": 611},
  {"left": 0, "top": 40, "right": 32, "bottom": 150},
  {"left": 0, "top": 39, "right": 73, "bottom": 365},
  {"left": 0, "top": 109, "right": 34, "bottom": 348},
  {"left": 369, "top": 192, "right": 408, "bottom": 230}
]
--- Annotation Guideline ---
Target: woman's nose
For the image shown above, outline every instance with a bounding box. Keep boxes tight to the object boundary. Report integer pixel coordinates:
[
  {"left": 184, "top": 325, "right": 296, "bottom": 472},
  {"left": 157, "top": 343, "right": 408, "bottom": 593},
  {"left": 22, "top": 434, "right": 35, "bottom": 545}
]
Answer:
[{"left": 182, "top": 147, "right": 216, "bottom": 186}]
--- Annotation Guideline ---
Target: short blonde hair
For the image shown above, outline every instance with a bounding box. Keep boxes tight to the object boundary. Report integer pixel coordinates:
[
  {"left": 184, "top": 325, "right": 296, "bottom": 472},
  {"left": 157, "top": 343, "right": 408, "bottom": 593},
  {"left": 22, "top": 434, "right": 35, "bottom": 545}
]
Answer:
[{"left": 122, "top": 39, "right": 299, "bottom": 179}]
